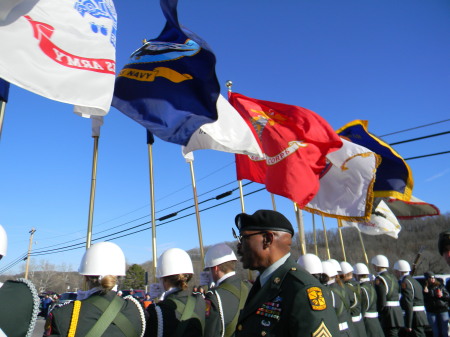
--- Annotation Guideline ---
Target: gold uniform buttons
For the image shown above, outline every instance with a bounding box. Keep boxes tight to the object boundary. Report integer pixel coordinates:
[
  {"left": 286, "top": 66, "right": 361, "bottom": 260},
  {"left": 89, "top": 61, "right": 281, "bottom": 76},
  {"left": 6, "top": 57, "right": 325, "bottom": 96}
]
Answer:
[
  {"left": 291, "top": 267, "right": 297, "bottom": 271},
  {"left": 274, "top": 277, "right": 281, "bottom": 284},
  {"left": 237, "top": 324, "right": 243, "bottom": 331},
  {"left": 261, "top": 331, "right": 267, "bottom": 336}
]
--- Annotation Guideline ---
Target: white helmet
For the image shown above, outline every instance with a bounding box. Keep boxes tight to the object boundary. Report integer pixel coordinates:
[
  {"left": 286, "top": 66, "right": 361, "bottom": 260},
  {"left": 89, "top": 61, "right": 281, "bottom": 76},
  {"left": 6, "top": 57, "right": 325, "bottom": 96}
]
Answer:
[
  {"left": 157, "top": 248, "right": 193, "bottom": 278},
  {"left": 204, "top": 243, "right": 237, "bottom": 268},
  {"left": 393, "top": 260, "right": 411, "bottom": 272},
  {"left": 79, "top": 242, "right": 126, "bottom": 276},
  {"left": 322, "top": 261, "right": 338, "bottom": 277},
  {"left": 371, "top": 254, "right": 389, "bottom": 268},
  {"left": 297, "top": 254, "right": 322, "bottom": 275},
  {"left": 327, "top": 259, "right": 342, "bottom": 273},
  {"left": 353, "top": 263, "right": 370, "bottom": 275},
  {"left": 340, "top": 261, "right": 354, "bottom": 275},
  {"left": 0, "top": 225, "right": 7, "bottom": 258}
]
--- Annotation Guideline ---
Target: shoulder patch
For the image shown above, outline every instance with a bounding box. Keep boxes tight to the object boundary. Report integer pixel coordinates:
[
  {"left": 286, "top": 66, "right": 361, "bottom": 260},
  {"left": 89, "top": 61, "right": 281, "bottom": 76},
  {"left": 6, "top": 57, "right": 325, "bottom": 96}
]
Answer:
[
  {"left": 307, "top": 287, "right": 327, "bottom": 311},
  {"left": 401, "top": 282, "right": 407, "bottom": 289},
  {"left": 312, "top": 320, "right": 332, "bottom": 337},
  {"left": 205, "top": 299, "right": 212, "bottom": 318},
  {"left": 375, "top": 278, "right": 381, "bottom": 285}
]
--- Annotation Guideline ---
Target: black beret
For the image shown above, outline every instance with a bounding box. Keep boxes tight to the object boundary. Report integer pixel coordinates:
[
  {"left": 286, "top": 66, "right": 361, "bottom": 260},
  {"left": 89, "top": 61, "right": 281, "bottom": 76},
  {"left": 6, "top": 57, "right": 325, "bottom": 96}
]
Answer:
[
  {"left": 235, "top": 210, "right": 294, "bottom": 236},
  {"left": 438, "top": 230, "right": 450, "bottom": 255}
]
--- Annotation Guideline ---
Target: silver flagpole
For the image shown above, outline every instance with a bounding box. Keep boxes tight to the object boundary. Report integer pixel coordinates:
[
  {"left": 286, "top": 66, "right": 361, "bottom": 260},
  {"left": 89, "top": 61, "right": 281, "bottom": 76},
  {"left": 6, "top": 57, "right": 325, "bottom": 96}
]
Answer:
[{"left": 147, "top": 132, "right": 158, "bottom": 283}]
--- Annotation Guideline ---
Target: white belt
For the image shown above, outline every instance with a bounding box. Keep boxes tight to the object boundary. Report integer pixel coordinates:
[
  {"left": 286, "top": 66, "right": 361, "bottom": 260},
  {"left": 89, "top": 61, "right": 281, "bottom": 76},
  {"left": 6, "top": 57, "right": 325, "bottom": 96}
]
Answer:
[
  {"left": 386, "top": 301, "right": 400, "bottom": 307},
  {"left": 364, "top": 312, "right": 379, "bottom": 318},
  {"left": 413, "top": 306, "right": 425, "bottom": 312},
  {"left": 352, "top": 314, "right": 362, "bottom": 322},
  {"left": 339, "top": 322, "right": 349, "bottom": 331}
]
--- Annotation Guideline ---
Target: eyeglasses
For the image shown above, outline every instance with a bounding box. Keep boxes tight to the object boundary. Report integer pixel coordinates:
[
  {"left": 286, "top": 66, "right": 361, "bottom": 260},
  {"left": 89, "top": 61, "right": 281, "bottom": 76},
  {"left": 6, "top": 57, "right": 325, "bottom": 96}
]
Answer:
[{"left": 232, "top": 228, "right": 266, "bottom": 244}]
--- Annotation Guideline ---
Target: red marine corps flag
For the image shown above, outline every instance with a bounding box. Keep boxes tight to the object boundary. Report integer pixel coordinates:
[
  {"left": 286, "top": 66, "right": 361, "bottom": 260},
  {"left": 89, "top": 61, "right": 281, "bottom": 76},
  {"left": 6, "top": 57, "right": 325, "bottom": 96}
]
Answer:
[{"left": 230, "top": 92, "right": 342, "bottom": 207}]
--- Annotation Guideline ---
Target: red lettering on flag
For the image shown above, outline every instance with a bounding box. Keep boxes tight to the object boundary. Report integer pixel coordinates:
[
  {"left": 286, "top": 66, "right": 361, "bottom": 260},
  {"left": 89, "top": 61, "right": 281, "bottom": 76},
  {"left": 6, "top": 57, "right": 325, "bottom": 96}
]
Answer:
[{"left": 25, "top": 16, "right": 115, "bottom": 75}]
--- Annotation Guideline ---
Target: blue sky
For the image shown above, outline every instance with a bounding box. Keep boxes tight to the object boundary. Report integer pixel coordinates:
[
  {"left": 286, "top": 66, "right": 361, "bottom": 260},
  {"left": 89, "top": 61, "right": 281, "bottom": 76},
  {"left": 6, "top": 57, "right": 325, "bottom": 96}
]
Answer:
[{"left": 1, "top": 0, "right": 449, "bottom": 274}]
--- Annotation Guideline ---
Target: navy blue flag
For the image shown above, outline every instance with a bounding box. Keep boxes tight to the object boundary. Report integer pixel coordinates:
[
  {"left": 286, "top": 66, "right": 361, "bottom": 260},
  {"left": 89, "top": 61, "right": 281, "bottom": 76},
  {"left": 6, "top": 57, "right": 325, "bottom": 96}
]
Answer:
[
  {"left": 112, "top": 0, "right": 220, "bottom": 146},
  {"left": 0, "top": 79, "right": 10, "bottom": 103},
  {"left": 337, "top": 120, "right": 413, "bottom": 201}
]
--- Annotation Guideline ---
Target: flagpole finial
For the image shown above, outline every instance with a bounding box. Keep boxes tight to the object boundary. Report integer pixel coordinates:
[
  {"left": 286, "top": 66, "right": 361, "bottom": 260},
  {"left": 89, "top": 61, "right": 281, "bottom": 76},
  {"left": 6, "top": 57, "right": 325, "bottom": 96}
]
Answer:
[
  {"left": 142, "top": 39, "right": 147, "bottom": 44},
  {"left": 225, "top": 80, "right": 233, "bottom": 92}
]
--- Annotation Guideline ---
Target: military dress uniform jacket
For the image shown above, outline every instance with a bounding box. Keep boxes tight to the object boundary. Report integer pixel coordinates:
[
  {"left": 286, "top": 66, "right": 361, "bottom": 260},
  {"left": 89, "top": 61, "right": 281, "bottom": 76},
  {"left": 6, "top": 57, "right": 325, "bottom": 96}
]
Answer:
[
  {"left": 328, "top": 282, "right": 357, "bottom": 337},
  {"left": 360, "top": 281, "right": 385, "bottom": 337},
  {"left": 235, "top": 257, "right": 340, "bottom": 337},
  {"left": 205, "top": 274, "right": 250, "bottom": 337},
  {"left": 374, "top": 271, "right": 404, "bottom": 329},
  {"left": 45, "top": 290, "right": 146, "bottom": 337},
  {"left": 0, "top": 278, "right": 40, "bottom": 337},
  {"left": 399, "top": 275, "right": 428, "bottom": 330},
  {"left": 344, "top": 280, "right": 367, "bottom": 337},
  {"left": 145, "top": 288, "right": 205, "bottom": 337}
]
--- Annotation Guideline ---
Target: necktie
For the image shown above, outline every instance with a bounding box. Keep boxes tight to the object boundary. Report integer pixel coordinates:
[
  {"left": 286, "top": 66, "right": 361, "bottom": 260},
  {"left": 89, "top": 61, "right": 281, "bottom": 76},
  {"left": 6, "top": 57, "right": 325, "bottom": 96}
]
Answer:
[{"left": 246, "top": 276, "right": 261, "bottom": 303}]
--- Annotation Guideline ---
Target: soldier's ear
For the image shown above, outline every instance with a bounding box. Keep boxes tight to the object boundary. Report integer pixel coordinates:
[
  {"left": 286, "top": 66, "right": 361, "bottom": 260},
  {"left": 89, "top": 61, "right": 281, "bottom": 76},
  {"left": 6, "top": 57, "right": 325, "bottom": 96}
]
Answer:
[{"left": 262, "top": 232, "right": 274, "bottom": 247}]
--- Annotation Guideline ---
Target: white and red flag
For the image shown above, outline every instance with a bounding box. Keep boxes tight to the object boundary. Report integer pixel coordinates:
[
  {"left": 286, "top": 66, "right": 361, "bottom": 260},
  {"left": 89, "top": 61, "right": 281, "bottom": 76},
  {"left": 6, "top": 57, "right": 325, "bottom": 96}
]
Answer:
[
  {"left": 230, "top": 92, "right": 342, "bottom": 207},
  {"left": 304, "top": 138, "right": 380, "bottom": 221},
  {"left": 342, "top": 200, "right": 402, "bottom": 239},
  {"left": 0, "top": 0, "right": 117, "bottom": 115}
]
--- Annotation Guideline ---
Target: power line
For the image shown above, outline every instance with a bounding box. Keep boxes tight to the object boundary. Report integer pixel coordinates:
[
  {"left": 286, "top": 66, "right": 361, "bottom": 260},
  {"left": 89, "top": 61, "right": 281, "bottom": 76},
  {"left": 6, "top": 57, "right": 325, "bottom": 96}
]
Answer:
[
  {"left": 3, "top": 123, "right": 450, "bottom": 274},
  {"left": 404, "top": 150, "right": 450, "bottom": 161},
  {"left": 26, "top": 186, "right": 265, "bottom": 259},
  {"left": 381, "top": 119, "right": 450, "bottom": 137},
  {"left": 390, "top": 131, "right": 450, "bottom": 146}
]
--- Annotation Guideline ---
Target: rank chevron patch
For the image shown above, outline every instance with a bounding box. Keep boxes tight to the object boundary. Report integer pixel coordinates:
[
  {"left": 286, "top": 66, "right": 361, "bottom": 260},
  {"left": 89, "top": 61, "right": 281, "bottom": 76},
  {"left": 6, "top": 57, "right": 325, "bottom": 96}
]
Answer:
[{"left": 312, "top": 320, "right": 332, "bottom": 337}]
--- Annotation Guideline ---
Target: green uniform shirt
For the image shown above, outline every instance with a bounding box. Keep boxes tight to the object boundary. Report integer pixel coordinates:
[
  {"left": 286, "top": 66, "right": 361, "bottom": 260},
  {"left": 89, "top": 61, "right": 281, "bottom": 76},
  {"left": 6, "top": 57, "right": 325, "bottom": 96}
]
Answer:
[
  {"left": 235, "top": 257, "right": 340, "bottom": 337},
  {"left": 374, "top": 271, "right": 404, "bottom": 329},
  {"left": 205, "top": 274, "right": 249, "bottom": 337},
  {"left": 400, "top": 275, "right": 428, "bottom": 331},
  {"left": 145, "top": 288, "right": 205, "bottom": 337},
  {"left": 0, "top": 278, "right": 40, "bottom": 337},
  {"left": 46, "top": 290, "right": 145, "bottom": 337},
  {"left": 360, "top": 281, "right": 385, "bottom": 337}
]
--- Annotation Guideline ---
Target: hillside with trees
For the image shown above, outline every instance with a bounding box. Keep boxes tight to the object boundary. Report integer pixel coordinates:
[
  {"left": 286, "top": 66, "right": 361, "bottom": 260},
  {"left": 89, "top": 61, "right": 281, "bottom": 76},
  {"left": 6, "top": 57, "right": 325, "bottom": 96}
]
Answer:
[{"left": 1, "top": 213, "right": 449, "bottom": 294}]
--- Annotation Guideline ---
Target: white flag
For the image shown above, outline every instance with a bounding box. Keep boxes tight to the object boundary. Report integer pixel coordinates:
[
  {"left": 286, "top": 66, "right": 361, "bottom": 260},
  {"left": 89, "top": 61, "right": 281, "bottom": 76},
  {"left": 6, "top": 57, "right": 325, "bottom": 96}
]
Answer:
[
  {"left": 304, "top": 138, "right": 379, "bottom": 221},
  {"left": 183, "top": 149, "right": 194, "bottom": 163},
  {"left": 342, "top": 200, "right": 401, "bottom": 239},
  {"left": 182, "top": 95, "right": 263, "bottom": 157},
  {"left": 379, "top": 195, "right": 440, "bottom": 220},
  {"left": 0, "top": 0, "right": 117, "bottom": 115}
]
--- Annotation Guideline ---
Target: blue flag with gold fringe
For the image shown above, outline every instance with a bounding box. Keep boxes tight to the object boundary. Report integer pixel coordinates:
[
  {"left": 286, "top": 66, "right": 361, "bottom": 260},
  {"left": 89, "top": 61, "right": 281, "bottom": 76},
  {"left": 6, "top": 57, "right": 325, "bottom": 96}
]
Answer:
[
  {"left": 337, "top": 120, "right": 413, "bottom": 201},
  {"left": 0, "top": 79, "right": 10, "bottom": 102},
  {"left": 112, "top": 0, "right": 220, "bottom": 145}
]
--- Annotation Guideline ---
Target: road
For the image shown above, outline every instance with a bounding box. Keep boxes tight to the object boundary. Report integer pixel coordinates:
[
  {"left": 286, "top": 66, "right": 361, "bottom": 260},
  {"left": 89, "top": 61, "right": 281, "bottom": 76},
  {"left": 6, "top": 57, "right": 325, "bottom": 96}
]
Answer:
[{"left": 32, "top": 318, "right": 45, "bottom": 337}]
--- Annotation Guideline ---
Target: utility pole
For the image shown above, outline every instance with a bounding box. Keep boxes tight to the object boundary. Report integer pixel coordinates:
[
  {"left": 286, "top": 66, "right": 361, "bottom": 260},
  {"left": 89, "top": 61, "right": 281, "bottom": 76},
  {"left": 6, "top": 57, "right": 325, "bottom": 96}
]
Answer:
[{"left": 24, "top": 228, "right": 36, "bottom": 280}]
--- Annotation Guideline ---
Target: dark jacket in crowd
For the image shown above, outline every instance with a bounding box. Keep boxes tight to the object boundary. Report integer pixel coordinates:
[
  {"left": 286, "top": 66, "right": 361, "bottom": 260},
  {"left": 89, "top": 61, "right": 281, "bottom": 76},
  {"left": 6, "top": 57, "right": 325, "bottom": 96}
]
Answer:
[{"left": 423, "top": 279, "right": 450, "bottom": 314}]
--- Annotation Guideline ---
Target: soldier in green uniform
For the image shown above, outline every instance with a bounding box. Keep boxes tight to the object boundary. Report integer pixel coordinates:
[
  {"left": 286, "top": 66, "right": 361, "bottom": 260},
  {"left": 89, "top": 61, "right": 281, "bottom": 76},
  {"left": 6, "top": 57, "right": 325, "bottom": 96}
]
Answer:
[
  {"left": 322, "top": 261, "right": 356, "bottom": 337},
  {"left": 340, "top": 261, "right": 368, "bottom": 337},
  {"left": 204, "top": 243, "right": 249, "bottom": 337},
  {"left": 0, "top": 225, "right": 40, "bottom": 337},
  {"left": 393, "top": 260, "right": 428, "bottom": 337},
  {"left": 371, "top": 254, "right": 404, "bottom": 337},
  {"left": 233, "top": 209, "right": 340, "bottom": 337},
  {"left": 144, "top": 248, "right": 205, "bottom": 337},
  {"left": 353, "top": 263, "right": 385, "bottom": 337},
  {"left": 45, "top": 241, "right": 146, "bottom": 337}
]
